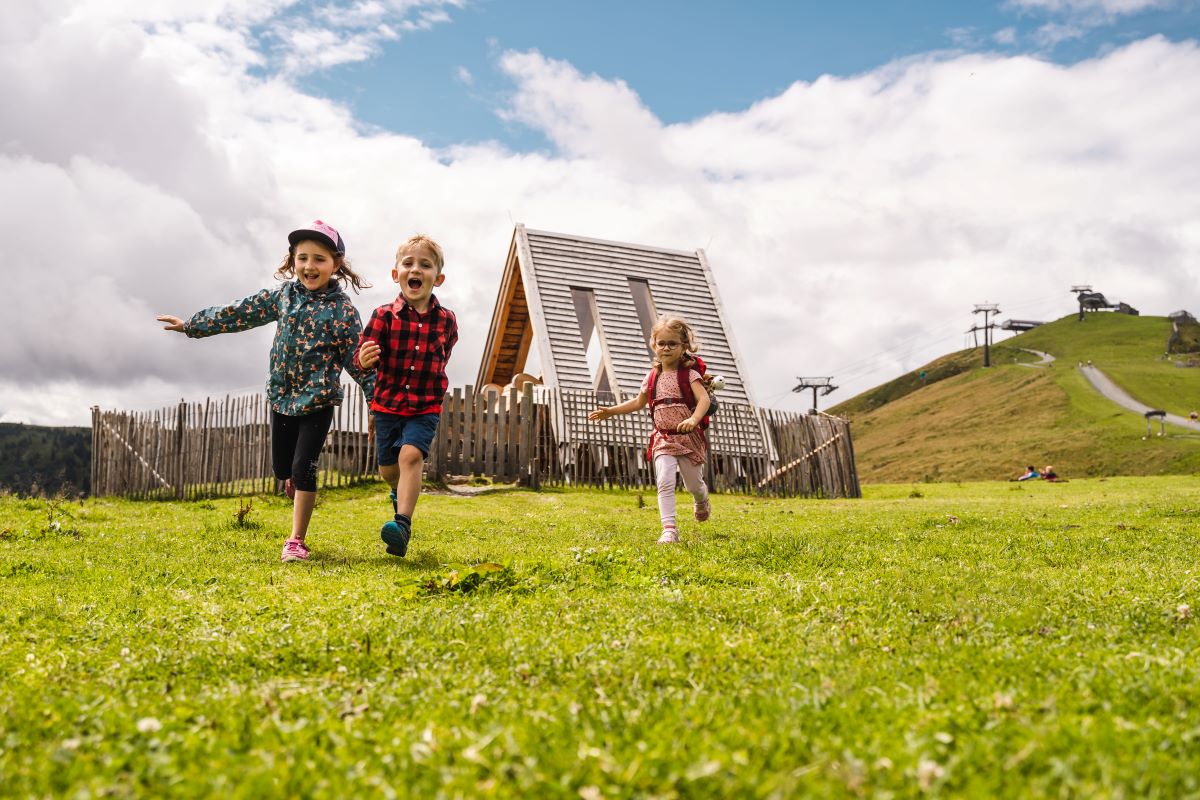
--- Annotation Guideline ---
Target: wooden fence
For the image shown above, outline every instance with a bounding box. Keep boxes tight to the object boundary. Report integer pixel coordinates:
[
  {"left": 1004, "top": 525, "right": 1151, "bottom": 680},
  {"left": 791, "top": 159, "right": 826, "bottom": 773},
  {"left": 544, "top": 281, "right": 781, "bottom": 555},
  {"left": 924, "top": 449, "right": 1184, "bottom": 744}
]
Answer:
[
  {"left": 91, "top": 384, "right": 859, "bottom": 499},
  {"left": 549, "top": 388, "right": 859, "bottom": 498}
]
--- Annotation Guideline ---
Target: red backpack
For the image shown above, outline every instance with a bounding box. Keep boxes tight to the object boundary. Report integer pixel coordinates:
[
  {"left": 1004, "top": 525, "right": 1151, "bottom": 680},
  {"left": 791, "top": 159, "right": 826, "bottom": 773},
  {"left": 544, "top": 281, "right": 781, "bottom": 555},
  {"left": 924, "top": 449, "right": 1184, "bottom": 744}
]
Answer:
[{"left": 646, "top": 355, "right": 714, "bottom": 431}]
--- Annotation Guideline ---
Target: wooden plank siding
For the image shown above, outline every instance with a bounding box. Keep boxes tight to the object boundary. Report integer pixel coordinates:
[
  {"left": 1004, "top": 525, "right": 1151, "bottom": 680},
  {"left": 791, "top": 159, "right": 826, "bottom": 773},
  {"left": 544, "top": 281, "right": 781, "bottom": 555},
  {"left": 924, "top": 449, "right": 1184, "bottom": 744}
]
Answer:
[
  {"left": 520, "top": 228, "right": 753, "bottom": 406},
  {"left": 478, "top": 226, "right": 754, "bottom": 412}
]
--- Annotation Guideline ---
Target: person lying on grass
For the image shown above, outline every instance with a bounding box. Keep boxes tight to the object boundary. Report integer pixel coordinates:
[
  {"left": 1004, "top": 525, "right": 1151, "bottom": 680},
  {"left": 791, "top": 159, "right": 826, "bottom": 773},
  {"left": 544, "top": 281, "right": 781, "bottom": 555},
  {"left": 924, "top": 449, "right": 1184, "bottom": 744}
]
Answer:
[{"left": 1013, "top": 465, "right": 1040, "bottom": 481}]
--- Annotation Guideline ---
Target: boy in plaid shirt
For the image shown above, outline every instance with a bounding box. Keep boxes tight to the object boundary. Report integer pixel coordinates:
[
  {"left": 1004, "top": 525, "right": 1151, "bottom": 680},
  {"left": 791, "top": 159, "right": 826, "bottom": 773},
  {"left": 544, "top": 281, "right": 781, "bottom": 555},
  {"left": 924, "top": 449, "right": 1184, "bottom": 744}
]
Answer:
[{"left": 355, "top": 234, "right": 458, "bottom": 557}]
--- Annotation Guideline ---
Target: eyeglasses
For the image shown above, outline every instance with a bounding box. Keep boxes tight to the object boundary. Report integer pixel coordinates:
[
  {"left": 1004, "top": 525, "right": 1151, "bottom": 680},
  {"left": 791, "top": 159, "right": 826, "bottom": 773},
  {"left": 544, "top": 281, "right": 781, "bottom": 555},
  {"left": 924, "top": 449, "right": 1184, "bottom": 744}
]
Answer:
[{"left": 655, "top": 340, "right": 682, "bottom": 349}]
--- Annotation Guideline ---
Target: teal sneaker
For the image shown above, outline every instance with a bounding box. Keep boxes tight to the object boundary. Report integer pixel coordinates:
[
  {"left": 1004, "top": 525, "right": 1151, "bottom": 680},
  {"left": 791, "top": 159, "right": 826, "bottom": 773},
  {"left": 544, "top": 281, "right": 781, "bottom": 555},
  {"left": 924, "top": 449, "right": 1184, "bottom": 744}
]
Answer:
[{"left": 381, "top": 518, "right": 410, "bottom": 557}]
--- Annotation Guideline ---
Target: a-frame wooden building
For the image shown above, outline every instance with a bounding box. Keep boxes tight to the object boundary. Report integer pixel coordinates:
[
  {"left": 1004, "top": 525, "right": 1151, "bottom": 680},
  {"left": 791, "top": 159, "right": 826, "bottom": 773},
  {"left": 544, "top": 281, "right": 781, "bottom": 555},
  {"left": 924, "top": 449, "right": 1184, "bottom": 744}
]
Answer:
[
  {"left": 477, "top": 225, "right": 771, "bottom": 465},
  {"left": 474, "top": 225, "right": 858, "bottom": 498},
  {"left": 478, "top": 225, "right": 756, "bottom": 406}
]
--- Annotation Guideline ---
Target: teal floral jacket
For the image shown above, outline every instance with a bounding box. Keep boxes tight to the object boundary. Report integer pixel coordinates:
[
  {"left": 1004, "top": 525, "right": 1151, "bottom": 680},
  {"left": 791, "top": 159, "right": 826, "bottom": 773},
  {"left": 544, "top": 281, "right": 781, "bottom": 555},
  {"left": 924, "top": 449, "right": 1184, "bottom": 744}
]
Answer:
[{"left": 184, "top": 281, "right": 375, "bottom": 416}]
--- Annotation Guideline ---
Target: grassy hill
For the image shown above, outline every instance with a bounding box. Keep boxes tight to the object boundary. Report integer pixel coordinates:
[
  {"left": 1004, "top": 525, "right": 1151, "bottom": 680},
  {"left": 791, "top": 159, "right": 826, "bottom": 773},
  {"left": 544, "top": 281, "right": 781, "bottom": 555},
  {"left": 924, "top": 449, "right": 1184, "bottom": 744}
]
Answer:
[{"left": 831, "top": 313, "right": 1200, "bottom": 483}]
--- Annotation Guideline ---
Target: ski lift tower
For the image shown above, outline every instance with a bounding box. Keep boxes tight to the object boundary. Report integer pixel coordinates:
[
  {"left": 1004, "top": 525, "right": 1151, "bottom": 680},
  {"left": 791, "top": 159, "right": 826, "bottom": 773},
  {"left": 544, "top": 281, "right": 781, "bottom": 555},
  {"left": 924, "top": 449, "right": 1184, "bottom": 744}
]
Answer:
[
  {"left": 1071, "top": 284, "right": 1094, "bottom": 321},
  {"left": 793, "top": 377, "right": 838, "bottom": 414},
  {"left": 972, "top": 303, "right": 1000, "bottom": 367}
]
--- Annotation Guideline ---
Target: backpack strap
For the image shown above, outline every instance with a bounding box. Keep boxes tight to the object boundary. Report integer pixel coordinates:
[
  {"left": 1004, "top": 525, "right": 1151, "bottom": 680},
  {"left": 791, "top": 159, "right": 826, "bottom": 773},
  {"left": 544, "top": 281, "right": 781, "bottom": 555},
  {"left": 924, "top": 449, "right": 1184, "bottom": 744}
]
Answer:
[
  {"left": 677, "top": 365, "right": 695, "bottom": 411},
  {"left": 681, "top": 357, "right": 712, "bottom": 431}
]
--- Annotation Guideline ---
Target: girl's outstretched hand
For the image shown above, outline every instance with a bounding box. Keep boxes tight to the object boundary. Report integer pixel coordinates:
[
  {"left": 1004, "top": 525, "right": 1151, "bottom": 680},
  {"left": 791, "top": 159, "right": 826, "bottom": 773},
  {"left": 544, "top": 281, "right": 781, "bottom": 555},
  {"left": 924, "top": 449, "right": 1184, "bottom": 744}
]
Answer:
[
  {"left": 157, "top": 315, "right": 185, "bottom": 333},
  {"left": 588, "top": 407, "right": 610, "bottom": 422}
]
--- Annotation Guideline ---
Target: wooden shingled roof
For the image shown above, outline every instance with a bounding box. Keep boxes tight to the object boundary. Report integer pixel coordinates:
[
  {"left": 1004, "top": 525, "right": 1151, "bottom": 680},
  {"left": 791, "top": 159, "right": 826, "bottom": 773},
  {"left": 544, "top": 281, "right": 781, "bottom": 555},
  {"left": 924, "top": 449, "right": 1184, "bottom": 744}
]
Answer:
[{"left": 478, "top": 225, "right": 756, "bottom": 407}]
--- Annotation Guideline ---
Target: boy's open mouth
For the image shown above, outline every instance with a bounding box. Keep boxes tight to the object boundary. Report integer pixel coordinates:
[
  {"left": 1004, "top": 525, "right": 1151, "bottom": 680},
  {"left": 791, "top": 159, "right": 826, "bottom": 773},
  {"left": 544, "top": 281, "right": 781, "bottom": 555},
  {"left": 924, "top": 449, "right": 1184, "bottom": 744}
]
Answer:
[{"left": 407, "top": 278, "right": 423, "bottom": 291}]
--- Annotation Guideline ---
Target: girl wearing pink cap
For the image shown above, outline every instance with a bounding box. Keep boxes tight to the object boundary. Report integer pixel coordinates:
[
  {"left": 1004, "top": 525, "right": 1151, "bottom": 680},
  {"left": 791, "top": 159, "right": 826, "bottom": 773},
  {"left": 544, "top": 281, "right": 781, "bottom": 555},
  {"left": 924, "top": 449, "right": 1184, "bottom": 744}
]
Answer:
[{"left": 157, "top": 221, "right": 375, "bottom": 563}]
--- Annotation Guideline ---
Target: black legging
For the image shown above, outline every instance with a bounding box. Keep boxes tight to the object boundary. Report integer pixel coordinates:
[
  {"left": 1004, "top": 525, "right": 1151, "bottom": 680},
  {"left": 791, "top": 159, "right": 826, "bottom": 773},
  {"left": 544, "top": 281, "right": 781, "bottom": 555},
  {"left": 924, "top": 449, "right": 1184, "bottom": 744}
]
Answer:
[{"left": 270, "top": 407, "right": 334, "bottom": 492}]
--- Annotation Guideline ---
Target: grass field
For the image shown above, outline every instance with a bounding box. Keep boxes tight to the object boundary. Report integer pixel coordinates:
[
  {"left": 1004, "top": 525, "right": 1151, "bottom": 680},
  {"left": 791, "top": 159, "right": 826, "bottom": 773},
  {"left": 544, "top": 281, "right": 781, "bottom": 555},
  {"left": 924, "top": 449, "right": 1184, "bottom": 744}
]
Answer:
[{"left": 3, "top": 480, "right": 1200, "bottom": 797}]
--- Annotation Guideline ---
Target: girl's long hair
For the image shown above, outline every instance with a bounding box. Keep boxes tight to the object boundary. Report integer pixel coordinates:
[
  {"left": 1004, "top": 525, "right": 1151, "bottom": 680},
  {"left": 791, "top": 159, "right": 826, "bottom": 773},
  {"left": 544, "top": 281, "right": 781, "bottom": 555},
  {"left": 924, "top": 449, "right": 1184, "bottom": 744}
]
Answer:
[
  {"left": 649, "top": 316, "right": 700, "bottom": 373},
  {"left": 276, "top": 239, "right": 372, "bottom": 293}
]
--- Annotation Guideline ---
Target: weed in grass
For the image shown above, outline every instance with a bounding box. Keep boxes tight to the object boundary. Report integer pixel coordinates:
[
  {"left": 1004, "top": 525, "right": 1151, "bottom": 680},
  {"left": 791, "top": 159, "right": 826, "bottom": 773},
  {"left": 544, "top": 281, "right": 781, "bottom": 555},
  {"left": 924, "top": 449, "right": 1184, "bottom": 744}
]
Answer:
[
  {"left": 232, "top": 499, "right": 254, "bottom": 528},
  {"left": 404, "top": 562, "right": 524, "bottom": 597}
]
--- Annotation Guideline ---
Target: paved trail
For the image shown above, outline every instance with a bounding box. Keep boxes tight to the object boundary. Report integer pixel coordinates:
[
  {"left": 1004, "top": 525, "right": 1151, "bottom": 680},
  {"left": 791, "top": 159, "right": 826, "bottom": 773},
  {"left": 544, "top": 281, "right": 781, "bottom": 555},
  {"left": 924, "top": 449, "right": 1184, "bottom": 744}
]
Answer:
[
  {"left": 1078, "top": 365, "right": 1199, "bottom": 431},
  {"left": 1017, "top": 348, "right": 1056, "bottom": 367}
]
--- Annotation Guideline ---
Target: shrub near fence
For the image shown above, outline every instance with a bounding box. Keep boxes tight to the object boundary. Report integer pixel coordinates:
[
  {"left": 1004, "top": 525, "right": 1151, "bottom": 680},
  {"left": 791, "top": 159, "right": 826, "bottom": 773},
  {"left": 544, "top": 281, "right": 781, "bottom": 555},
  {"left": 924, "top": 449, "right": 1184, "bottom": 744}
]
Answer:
[{"left": 91, "top": 384, "right": 859, "bottom": 499}]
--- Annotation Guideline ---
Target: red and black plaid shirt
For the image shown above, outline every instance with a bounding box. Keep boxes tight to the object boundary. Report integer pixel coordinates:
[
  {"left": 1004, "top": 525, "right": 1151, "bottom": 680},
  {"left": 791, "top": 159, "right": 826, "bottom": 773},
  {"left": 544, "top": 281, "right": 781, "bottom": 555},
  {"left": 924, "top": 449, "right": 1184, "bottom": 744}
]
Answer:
[{"left": 355, "top": 294, "right": 458, "bottom": 416}]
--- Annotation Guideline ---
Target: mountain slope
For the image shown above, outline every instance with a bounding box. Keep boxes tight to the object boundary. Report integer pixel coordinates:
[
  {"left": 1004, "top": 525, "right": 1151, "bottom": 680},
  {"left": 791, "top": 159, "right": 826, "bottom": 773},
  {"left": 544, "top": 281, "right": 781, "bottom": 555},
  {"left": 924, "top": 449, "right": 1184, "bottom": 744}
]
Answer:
[{"left": 834, "top": 314, "right": 1200, "bottom": 483}]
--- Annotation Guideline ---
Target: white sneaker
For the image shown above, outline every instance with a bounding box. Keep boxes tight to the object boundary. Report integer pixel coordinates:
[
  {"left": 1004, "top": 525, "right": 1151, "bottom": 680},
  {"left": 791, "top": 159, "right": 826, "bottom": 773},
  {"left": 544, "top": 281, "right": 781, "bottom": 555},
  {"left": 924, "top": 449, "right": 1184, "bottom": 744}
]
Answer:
[{"left": 657, "top": 528, "right": 679, "bottom": 544}]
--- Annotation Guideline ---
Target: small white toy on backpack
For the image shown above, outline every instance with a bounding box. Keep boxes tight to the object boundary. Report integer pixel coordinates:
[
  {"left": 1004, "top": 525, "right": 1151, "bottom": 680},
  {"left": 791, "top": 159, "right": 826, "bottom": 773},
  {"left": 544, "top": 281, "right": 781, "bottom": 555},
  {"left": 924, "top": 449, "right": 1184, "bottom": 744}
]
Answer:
[{"left": 704, "top": 374, "right": 724, "bottom": 414}]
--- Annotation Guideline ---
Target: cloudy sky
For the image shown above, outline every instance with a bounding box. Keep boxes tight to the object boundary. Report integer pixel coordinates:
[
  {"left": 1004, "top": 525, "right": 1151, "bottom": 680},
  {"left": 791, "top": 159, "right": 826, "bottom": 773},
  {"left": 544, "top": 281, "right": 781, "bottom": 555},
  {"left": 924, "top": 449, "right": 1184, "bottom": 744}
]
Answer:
[{"left": 4, "top": 0, "right": 1199, "bottom": 425}]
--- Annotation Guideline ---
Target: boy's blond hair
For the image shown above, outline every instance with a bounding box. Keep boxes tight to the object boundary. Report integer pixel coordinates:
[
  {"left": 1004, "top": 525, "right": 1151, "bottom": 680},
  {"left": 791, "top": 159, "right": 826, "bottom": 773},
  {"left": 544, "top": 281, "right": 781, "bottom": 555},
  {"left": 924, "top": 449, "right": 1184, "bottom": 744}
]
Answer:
[{"left": 395, "top": 234, "right": 444, "bottom": 272}]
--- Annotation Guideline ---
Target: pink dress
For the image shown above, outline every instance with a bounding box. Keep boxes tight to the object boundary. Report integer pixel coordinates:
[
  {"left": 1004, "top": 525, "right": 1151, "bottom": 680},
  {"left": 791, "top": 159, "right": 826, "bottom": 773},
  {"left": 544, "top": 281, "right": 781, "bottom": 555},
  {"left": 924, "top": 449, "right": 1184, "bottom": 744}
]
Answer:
[{"left": 641, "top": 367, "right": 707, "bottom": 465}]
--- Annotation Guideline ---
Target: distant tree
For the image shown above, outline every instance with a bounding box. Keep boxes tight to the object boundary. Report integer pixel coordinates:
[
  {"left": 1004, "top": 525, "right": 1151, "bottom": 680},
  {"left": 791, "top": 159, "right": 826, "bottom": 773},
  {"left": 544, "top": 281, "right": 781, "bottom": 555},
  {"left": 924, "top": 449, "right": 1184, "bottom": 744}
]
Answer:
[{"left": 0, "top": 423, "right": 91, "bottom": 496}]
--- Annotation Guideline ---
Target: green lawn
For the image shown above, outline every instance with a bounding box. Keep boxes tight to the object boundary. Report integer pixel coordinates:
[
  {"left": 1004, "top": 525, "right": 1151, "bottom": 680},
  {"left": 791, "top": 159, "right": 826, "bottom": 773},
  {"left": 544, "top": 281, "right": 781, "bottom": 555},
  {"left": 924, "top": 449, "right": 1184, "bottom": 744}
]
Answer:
[{"left": 3, "top": 480, "right": 1200, "bottom": 797}]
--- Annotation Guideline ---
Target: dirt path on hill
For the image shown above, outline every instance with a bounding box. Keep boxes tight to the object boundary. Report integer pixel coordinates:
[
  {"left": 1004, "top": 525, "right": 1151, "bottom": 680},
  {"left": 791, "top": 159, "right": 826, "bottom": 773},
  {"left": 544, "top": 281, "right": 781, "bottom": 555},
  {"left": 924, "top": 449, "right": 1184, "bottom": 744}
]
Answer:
[
  {"left": 1079, "top": 364, "right": 1200, "bottom": 431},
  {"left": 1017, "top": 348, "right": 1056, "bottom": 366}
]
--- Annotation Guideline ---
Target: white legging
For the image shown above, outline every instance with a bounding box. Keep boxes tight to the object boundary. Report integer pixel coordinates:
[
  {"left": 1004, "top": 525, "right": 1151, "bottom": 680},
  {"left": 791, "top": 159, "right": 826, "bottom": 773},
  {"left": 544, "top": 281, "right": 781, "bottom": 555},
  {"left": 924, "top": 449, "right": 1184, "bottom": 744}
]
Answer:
[{"left": 654, "top": 453, "right": 709, "bottom": 529}]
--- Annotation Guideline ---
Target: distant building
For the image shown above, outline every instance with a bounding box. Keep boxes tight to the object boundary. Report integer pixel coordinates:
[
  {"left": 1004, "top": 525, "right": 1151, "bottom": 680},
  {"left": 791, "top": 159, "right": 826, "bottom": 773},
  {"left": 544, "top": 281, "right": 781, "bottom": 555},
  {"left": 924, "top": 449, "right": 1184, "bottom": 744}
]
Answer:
[
  {"left": 1074, "top": 289, "right": 1138, "bottom": 320},
  {"left": 1168, "top": 309, "right": 1200, "bottom": 354},
  {"left": 1000, "top": 319, "right": 1043, "bottom": 332}
]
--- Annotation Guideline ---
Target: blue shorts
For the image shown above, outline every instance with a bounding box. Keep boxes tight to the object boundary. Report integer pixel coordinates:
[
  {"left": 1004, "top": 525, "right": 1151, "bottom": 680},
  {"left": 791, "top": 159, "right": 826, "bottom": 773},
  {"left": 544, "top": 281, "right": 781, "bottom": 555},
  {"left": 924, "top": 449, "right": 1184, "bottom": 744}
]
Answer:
[{"left": 375, "top": 411, "right": 440, "bottom": 465}]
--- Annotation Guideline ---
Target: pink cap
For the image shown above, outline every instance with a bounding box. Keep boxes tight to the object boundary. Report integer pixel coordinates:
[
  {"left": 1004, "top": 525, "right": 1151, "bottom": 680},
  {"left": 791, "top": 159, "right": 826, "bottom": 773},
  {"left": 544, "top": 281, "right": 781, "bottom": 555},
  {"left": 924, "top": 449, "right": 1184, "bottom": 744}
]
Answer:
[{"left": 288, "top": 220, "right": 345, "bottom": 256}]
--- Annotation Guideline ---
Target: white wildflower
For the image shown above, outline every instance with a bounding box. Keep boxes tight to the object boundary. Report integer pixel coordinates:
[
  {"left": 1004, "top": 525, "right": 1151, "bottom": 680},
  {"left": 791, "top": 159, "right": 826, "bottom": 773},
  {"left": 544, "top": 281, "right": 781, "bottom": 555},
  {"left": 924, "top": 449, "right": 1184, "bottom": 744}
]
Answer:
[
  {"left": 136, "top": 717, "right": 162, "bottom": 734},
  {"left": 917, "top": 758, "right": 945, "bottom": 790}
]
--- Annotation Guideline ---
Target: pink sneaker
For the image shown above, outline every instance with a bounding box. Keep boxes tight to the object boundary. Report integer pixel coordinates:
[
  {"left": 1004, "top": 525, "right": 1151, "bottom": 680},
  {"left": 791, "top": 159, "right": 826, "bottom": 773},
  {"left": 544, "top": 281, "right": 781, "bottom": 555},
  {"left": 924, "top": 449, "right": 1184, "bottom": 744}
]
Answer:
[
  {"left": 284, "top": 479, "right": 296, "bottom": 500},
  {"left": 694, "top": 497, "right": 711, "bottom": 522},
  {"left": 280, "top": 538, "right": 309, "bottom": 563},
  {"left": 657, "top": 527, "right": 679, "bottom": 544}
]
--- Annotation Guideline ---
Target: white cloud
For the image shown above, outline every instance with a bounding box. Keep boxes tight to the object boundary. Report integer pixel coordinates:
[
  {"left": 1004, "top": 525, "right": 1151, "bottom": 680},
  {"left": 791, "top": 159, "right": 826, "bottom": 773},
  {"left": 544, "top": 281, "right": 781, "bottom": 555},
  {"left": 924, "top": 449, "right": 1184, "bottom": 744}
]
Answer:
[
  {"left": 1033, "top": 21, "right": 1088, "bottom": 46},
  {"left": 946, "top": 26, "right": 981, "bottom": 48},
  {"left": 273, "top": 24, "right": 391, "bottom": 75},
  {"left": 994, "top": 27, "right": 1019, "bottom": 45},
  {"left": 1008, "top": 0, "right": 1171, "bottom": 13},
  {"left": 3, "top": 6, "right": 1200, "bottom": 425},
  {"left": 497, "top": 50, "right": 685, "bottom": 182}
]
